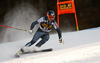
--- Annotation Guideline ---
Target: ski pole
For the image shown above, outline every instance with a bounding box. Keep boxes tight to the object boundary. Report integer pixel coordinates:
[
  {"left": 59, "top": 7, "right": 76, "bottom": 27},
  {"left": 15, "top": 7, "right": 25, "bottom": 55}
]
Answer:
[{"left": 0, "top": 25, "right": 31, "bottom": 33}]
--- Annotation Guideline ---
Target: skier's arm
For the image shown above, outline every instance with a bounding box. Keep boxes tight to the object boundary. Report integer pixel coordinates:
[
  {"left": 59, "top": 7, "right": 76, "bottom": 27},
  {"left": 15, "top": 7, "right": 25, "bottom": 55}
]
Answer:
[
  {"left": 27, "top": 21, "right": 38, "bottom": 34},
  {"left": 53, "top": 21, "right": 62, "bottom": 43},
  {"left": 30, "top": 17, "right": 44, "bottom": 30},
  {"left": 56, "top": 28, "right": 62, "bottom": 39},
  {"left": 30, "top": 21, "right": 38, "bottom": 30}
]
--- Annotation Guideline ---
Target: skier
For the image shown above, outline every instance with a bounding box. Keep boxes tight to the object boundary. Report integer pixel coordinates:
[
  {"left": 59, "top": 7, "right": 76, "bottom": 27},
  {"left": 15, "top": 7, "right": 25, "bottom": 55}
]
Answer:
[{"left": 15, "top": 10, "right": 62, "bottom": 57}]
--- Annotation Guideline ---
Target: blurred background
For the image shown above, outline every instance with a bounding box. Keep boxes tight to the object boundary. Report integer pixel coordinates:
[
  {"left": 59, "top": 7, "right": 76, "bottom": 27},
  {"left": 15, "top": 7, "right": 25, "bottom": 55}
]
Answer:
[{"left": 0, "top": 0, "right": 100, "bottom": 43}]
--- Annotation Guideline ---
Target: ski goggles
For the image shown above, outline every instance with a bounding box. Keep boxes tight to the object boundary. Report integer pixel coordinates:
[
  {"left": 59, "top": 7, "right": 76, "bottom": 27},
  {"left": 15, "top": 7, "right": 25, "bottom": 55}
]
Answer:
[
  {"left": 47, "top": 13, "right": 55, "bottom": 20},
  {"left": 48, "top": 15, "right": 55, "bottom": 20}
]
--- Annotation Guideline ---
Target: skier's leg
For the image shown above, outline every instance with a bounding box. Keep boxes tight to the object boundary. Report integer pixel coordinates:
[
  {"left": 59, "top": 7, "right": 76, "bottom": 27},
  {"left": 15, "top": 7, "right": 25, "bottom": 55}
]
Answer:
[
  {"left": 25, "top": 32, "right": 41, "bottom": 46},
  {"left": 36, "top": 34, "right": 49, "bottom": 47},
  {"left": 22, "top": 32, "right": 42, "bottom": 53}
]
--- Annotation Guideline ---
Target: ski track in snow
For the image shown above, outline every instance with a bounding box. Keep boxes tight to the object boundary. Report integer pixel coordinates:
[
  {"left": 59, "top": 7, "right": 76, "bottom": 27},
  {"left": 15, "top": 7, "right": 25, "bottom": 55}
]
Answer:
[{"left": 0, "top": 27, "right": 100, "bottom": 63}]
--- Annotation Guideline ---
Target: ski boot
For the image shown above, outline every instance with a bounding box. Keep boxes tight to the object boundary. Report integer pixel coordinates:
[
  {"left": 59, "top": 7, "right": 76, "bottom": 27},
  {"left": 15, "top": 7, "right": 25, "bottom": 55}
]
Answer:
[{"left": 15, "top": 46, "right": 31, "bottom": 57}]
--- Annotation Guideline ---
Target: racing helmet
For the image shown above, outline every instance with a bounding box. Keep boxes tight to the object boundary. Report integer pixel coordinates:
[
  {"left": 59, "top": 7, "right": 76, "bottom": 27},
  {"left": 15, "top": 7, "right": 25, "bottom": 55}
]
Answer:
[{"left": 47, "top": 10, "right": 55, "bottom": 20}]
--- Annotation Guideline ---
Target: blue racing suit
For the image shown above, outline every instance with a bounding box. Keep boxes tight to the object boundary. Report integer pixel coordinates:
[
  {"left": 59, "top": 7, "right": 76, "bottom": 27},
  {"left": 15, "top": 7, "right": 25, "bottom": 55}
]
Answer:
[{"left": 25, "top": 16, "right": 62, "bottom": 47}]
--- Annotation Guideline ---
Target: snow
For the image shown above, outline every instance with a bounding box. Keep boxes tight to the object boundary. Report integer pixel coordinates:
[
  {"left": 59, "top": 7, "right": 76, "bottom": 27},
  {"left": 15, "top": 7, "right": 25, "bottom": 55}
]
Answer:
[{"left": 0, "top": 27, "right": 100, "bottom": 63}]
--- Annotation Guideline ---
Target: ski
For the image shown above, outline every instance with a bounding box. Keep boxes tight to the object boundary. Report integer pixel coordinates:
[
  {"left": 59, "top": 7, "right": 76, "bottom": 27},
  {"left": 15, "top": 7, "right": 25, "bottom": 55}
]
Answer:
[
  {"left": 23, "top": 48, "right": 53, "bottom": 54},
  {"left": 15, "top": 48, "right": 53, "bottom": 58}
]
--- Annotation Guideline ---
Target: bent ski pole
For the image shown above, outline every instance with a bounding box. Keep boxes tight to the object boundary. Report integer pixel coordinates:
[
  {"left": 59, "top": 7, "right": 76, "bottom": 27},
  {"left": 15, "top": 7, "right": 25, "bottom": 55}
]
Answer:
[{"left": 0, "top": 25, "right": 32, "bottom": 33}]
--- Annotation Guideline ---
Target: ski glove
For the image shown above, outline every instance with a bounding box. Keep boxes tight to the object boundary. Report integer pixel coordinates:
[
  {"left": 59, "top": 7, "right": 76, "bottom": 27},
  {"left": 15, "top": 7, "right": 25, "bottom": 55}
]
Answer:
[
  {"left": 59, "top": 38, "right": 62, "bottom": 43},
  {"left": 28, "top": 30, "right": 33, "bottom": 34}
]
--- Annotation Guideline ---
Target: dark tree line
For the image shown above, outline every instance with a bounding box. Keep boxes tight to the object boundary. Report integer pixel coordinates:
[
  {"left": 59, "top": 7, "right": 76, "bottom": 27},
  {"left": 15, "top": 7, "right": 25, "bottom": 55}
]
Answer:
[{"left": 0, "top": 0, "right": 100, "bottom": 30}]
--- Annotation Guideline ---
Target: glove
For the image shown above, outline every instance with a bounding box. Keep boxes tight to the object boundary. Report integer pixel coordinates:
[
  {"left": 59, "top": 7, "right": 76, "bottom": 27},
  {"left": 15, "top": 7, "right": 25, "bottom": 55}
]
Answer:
[
  {"left": 27, "top": 30, "right": 33, "bottom": 34},
  {"left": 59, "top": 38, "right": 62, "bottom": 43}
]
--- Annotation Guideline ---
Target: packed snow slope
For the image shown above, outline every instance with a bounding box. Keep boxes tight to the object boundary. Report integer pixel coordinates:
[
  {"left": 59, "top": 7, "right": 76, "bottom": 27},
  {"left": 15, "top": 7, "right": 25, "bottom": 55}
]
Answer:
[{"left": 0, "top": 27, "right": 100, "bottom": 63}]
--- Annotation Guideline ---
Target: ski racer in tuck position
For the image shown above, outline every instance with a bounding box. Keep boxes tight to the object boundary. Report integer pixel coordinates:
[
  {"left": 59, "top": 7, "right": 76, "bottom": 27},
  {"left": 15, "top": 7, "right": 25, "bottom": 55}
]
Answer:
[{"left": 15, "top": 10, "right": 62, "bottom": 57}]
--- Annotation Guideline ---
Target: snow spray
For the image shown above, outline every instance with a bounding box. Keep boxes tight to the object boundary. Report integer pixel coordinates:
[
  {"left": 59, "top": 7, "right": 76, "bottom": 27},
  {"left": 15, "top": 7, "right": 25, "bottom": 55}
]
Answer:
[{"left": 2, "top": 3, "right": 40, "bottom": 43}]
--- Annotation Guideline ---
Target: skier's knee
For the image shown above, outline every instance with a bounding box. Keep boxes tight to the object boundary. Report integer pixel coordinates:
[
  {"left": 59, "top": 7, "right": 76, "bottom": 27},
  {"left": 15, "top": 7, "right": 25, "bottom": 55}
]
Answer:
[
  {"left": 42, "top": 37, "right": 49, "bottom": 42},
  {"left": 42, "top": 35, "right": 49, "bottom": 42},
  {"left": 45, "top": 38, "right": 49, "bottom": 41}
]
